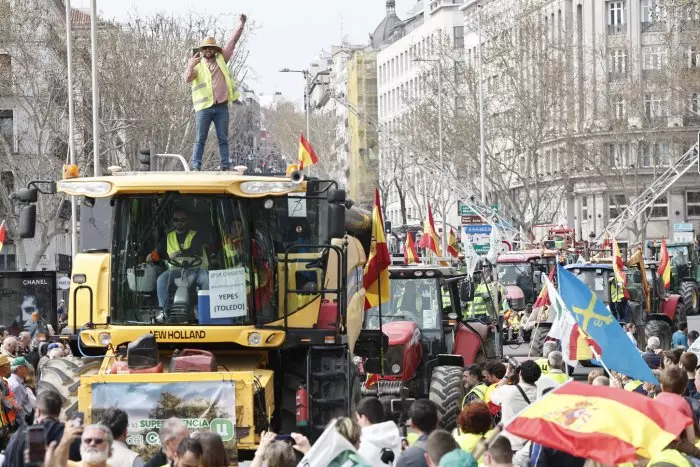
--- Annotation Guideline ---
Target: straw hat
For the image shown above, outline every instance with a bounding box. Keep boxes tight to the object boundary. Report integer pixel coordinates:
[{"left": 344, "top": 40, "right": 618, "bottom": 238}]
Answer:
[{"left": 199, "top": 37, "right": 222, "bottom": 52}]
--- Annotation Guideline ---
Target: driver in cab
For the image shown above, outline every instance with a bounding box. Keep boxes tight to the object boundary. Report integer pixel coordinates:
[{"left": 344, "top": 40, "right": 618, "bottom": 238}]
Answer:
[
  {"left": 148, "top": 209, "right": 209, "bottom": 312},
  {"left": 396, "top": 281, "right": 422, "bottom": 322}
]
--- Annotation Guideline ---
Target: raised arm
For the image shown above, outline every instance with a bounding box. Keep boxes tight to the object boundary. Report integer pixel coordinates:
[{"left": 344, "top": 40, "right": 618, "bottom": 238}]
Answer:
[
  {"left": 222, "top": 14, "right": 247, "bottom": 63},
  {"left": 184, "top": 53, "right": 200, "bottom": 83}
]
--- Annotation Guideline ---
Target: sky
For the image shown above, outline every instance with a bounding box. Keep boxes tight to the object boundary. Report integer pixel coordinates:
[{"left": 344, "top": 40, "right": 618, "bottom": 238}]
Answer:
[{"left": 74, "top": 0, "right": 416, "bottom": 104}]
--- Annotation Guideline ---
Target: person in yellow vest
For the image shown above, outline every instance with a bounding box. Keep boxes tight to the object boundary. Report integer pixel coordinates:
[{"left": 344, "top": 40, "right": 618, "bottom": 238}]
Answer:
[
  {"left": 535, "top": 341, "right": 558, "bottom": 376},
  {"left": 452, "top": 401, "right": 494, "bottom": 452},
  {"left": 185, "top": 15, "right": 247, "bottom": 171},
  {"left": 149, "top": 209, "right": 209, "bottom": 313},
  {"left": 463, "top": 364, "right": 488, "bottom": 407},
  {"left": 536, "top": 351, "right": 570, "bottom": 397},
  {"left": 609, "top": 276, "right": 627, "bottom": 321}
]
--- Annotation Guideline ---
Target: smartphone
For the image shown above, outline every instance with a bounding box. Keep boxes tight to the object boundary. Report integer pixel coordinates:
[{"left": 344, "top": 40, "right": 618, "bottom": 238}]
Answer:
[
  {"left": 26, "top": 425, "right": 45, "bottom": 464},
  {"left": 71, "top": 411, "right": 84, "bottom": 427},
  {"left": 274, "top": 434, "right": 294, "bottom": 443},
  {"left": 192, "top": 48, "right": 200, "bottom": 57}
]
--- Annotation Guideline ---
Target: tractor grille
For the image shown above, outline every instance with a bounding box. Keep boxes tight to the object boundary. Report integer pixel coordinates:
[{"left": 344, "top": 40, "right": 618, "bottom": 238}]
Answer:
[{"left": 385, "top": 345, "right": 405, "bottom": 375}]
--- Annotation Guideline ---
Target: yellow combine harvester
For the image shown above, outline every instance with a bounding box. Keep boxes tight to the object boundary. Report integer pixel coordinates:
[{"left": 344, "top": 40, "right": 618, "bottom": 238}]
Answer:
[{"left": 14, "top": 164, "right": 371, "bottom": 461}]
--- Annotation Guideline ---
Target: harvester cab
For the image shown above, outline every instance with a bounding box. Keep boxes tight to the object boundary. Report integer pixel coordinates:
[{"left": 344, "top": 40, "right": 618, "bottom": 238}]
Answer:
[
  {"left": 356, "top": 264, "right": 502, "bottom": 431},
  {"left": 15, "top": 167, "right": 374, "bottom": 460}
]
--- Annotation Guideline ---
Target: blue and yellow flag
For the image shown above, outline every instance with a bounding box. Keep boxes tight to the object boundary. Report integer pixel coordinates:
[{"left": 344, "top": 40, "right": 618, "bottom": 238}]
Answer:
[{"left": 557, "top": 265, "right": 658, "bottom": 384}]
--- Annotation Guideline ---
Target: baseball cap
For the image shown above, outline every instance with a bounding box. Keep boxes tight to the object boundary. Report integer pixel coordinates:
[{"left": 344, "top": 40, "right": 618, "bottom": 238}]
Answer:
[{"left": 11, "top": 357, "right": 28, "bottom": 370}]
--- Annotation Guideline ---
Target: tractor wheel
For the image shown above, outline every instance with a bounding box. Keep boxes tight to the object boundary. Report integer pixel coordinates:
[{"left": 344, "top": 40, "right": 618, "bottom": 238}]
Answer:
[
  {"left": 645, "top": 318, "right": 673, "bottom": 350},
  {"left": 529, "top": 324, "right": 551, "bottom": 358},
  {"left": 680, "top": 281, "right": 699, "bottom": 316},
  {"left": 674, "top": 302, "right": 687, "bottom": 331},
  {"left": 36, "top": 357, "right": 102, "bottom": 420},
  {"left": 429, "top": 366, "right": 464, "bottom": 432}
]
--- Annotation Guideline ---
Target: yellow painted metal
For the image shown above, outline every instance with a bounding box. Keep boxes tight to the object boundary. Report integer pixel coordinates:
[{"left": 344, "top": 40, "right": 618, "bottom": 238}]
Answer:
[{"left": 68, "top": 253, "right": 111, "bottom": 330}]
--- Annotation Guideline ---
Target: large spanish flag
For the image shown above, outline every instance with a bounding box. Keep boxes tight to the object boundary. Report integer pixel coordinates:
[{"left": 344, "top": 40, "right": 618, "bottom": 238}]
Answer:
[
  {"left": 0, "top": 220, "right": 6, "bottom": 254},
  {"left": 298, "top": 132, "right": 319, "bottom": 170},
  {"left": 612, "top": 237, "right": 630, "bottom": 299},
  {"left": 447, "top": 228, "right": 459, "bottom": 257},
  {"left": 364, "top": 188, "right": 391, "bottom": 310},
  {"left": 418, "top": 204, "right": 442, "bottom": 256},
  {"left": 658, "top": 238, "right": 671, "bottom": 290},
  {"left": 506, "top": 382, "right": 692, "bottom": 465},
  {"left": 404, "top": 232, "right": 419, "bottom": 264}
]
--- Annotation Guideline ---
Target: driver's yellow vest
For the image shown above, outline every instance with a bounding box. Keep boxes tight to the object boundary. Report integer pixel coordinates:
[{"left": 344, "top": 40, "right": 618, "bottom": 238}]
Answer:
[
  {"left": 467, "top": 283, "right": 508, "bottom": 317},
  {"left": 462, "top": 383, "right": 488, "bottom": 407},
  {"left": 166, "top": 230, "right": 208, "bottom": 269},
  {"left": 611, "top": 281, "right": 624, "bottom": 303},
  {"left": 222, "top": 241, "right": 262, "bottom": 293},
  {"left": 191, "top": 53, "right": 240, "bottom": 112}
]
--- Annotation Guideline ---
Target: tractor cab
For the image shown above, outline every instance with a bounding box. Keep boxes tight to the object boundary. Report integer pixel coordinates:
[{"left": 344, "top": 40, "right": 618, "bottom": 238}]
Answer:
[
  {"left": 357, "top": 264, "right": 502, "bottom": 431},
  {"left": 496, "top": 250, "right": 561, "bottom": 313},
  {"left": 649, "top": 241, "right": 700, "bottom": 316}
]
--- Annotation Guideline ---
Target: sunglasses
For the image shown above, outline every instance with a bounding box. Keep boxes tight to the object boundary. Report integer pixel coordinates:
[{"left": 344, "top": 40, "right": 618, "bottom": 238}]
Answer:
[
  {"left": 83, "top": 438, "right": 105, "bottom": 446},
  {"left": 202, "top": 47, "right": 216, "bottom": 51},
  {"left": 173, "top": 217, "right": 187, "bottom": 222}
]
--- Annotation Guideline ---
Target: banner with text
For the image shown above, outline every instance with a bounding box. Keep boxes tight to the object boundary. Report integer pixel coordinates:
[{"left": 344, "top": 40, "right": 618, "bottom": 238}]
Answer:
[{"left": 91, "top": 380, "right": 236, "bottom": 462}]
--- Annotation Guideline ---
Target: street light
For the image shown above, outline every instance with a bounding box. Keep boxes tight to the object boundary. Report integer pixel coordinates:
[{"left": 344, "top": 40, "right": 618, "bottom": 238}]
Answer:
[
  {"left": 477, "top": 4, "right": 486, "bottom": 204},
  {"left": 279, "top": 68, "right": 311, "bottom": 139},
  {"left": 414, "top": 57, "right": 447, "bottom": 256}
]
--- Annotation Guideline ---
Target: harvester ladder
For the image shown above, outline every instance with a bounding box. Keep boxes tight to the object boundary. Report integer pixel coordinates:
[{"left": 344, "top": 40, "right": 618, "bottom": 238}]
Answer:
[{"left": 600, "top": 133, "right": 700, "bottom": 241}]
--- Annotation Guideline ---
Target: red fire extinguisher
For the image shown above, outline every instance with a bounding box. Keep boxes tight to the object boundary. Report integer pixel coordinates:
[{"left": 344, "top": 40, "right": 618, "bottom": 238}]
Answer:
[{"left": 296, "top": 384, "right": 308, "bottom": 427}]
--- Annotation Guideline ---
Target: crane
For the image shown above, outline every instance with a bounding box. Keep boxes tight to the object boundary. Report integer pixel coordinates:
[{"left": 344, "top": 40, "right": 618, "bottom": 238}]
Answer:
[{"left": 599, "top": 132, "right": 700, "bottom": 241}]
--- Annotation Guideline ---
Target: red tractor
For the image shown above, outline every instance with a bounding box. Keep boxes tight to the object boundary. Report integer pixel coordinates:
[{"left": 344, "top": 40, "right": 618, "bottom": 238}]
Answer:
[{"left": 355, "top": 265, "right": 503, "bottom": 431}]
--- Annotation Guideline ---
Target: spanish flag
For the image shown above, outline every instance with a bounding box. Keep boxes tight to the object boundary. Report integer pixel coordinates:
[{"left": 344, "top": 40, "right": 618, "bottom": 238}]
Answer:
[
  {"left": 364, "top": 188, "right": 391, "bottom": 310},
  {"left": 298, "top": 132, "right": 319, "bottom": 170},
  {"left": 612, "top": 237, "right": 630, "bottom": 299},
  {"left": 418, "top": 204, "right": 442, "bottom": 256},
  {"left": 658, "top": 238, "right": 671, "bottom": 290},
  {"left": 0, "top": 220, "right": 5, "bottom": 254},
  {"left": 404, "top": 232, "right": 419, "bottom": 264},
  {"left": 447, "top": 228, "right": 459, "bottom": 257},
  {"left": 506, "top": 382, "right": 693, "bottom": 465}
]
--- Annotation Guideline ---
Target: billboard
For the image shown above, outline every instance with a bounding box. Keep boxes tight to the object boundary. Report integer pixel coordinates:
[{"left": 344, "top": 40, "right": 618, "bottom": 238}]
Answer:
[
  {"left": 91, "top": 380, "right": 237, "bottom": 462},
  {"left": 0, "top": 271, "right": 57, "bottom": 335}
]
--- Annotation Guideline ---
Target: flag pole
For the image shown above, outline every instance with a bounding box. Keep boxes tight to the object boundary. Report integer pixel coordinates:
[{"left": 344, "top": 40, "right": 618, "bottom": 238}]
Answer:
[
  {"left": 589, "top": 345, "right": 613, "bottom": 380},
  {"left": 378, "top": 241, "right": 385, "bottom": 376}
]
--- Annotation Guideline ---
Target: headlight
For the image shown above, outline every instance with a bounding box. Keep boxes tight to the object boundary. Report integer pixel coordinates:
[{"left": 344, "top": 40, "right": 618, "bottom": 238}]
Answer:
[
  {"left": 248, "top": 332, "right": 261, "bottom": 345},
  {"left": 391, "top": 363, "right": 401, "bottom": 374},
  {"left": 240, "top": 181, "right": 299, "bottom": 194},
  {"left": 57, "top": 180, "right": 111, "bottom": 196},
  {"left": 98, "top": 332, "right": 111, "bottom": 346}
]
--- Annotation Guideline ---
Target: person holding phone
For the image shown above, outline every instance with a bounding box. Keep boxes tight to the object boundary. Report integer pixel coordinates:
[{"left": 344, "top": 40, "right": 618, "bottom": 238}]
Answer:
[{"left": 185, "top": 14, "right": 247, "bottom": 171}]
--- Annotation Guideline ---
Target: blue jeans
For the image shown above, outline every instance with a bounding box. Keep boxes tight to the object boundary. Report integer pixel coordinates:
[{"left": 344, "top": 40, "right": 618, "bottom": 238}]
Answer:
[
  {"left": 156, "top": 267, "right": 209, "bottom": 309},
  {"left": 191, "top": 103, "right": 230, "bottom": 169}
]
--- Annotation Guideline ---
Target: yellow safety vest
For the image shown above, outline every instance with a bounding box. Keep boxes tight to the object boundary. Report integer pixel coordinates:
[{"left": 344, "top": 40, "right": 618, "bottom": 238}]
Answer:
[
  {"left": 190, "top": 53, "right": 240, "bottom": 112},
  {"left": 166, "top": 231, "right": 208, "bottom": 269},
  {"left": 535, "top": 358, "right": 550, "bottom": 374},
  {"left": 484, "top": 383, "right": 499, "bottom": 403},
  {"left": 468, "top": 283, "right": 508, "bottom": 318},
  {"left": 462, "top": 383, "right": 488, "bottom": 407},
  {"left": 222, "top": 241, "right": 262, "bottom": 293},
  {"left": 611, "top": 281, "right": 624, "bottom": 303},
  {"left": 406, "top": 432, "right": 420, "bottom": 446},
  {"left": 624, "top": 380, "right": 644, "bottom": 392},
  {"left": 646, "top": 449, "right": 692, "bottom": 467},
  {"left": 547, "top": 371, "right": 569, "bottom": 385}
]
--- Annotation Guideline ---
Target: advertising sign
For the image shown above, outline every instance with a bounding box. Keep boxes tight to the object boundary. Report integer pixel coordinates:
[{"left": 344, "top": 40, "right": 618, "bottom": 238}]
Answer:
[
  {"left": 0, "top": 271, "right": 57, "bottom": 335},
  {"left": 91, "top": 380, "right": 236, "bottom": 462},
  {"left": 208, "top": 268, "right": 247, "bottom": 318}
]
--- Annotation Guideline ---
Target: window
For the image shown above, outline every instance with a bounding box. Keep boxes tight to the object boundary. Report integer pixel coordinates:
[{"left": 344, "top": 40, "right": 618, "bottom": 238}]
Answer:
[
  {"left": 643, "top": 46, "right": 668, "bottom": 69},
  {"left": 608, "top": 1, "right": 626, "bottom": 33},
  {"left": 607, "top": 143, "right": 628, "bottom": 167},
  {"left": 645, "top": 93, "right": 668, "bottom": 119},
  {"left": 0, "top": 54, "right": 9, "bottom": 93},
  {"left": 0, "top": 110, "right": 12, "bottom": 151},
  {"left": 687, "top": 191, "right": 700, "bottom": 217},
  {"left": 581, "top": 196, "right": 589, "bottom": 221},
  {"left": 646, "top": 193, "right": 668, "bottom": 218},
  {"left": 639, "top": 141, "right": 670, "bottom": 167},
  {"left": 641, "top": 0, "right": 665, "bottom": 23},
  {"left": 613, "top": 96, "right": 626, "bottom": 119},
  {"left": 610, "top": 49, "right": 628, "bottom": 74},
  {"left": 609, "top": 194, "right": 628, "bottom": 219},
  {"left": 453, "top": 26, "right": 464, "bottom": 49},
  {"left": 688, "top": 47, "right": 700, "bottom": 68},
  {"left": 691, "top": 93, "right": 700, "bottom": 116}
]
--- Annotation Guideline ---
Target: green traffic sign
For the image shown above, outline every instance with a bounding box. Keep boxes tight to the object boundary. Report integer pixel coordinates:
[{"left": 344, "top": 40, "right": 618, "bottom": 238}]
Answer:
[{"left": 458, "top": 201, "right": 499, "bottom": 216}]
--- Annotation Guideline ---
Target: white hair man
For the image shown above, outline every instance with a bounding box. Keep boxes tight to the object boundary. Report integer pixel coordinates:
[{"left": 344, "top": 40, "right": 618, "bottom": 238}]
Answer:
[
  {"left": 642, "top": 336, "right": 663, "bottom": 369},
  {"left": 67, "top": 423, "right": 113, "bottom": 467},
  {"left": 534, "top": 341, "right": 558, "bottom": 375},
  {"left": 1, "top": 336, "right": 18, "bottom": 359},
  {"left": 17, "top": 332, "right": 31, "bottom": 355},
  {"left": 536, "top": 351, "right": 570, "bottom": 398}
]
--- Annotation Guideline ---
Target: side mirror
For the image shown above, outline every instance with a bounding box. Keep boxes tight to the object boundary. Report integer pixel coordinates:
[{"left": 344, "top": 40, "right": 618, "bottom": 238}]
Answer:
[
  {"left": 459, "top": 281, "right": 473, "bottom": 302},
  {"left": 328, "top": 204, "right": 345, "bottom": 239},
  {"left": 19, "top": 204, "right": 36, "bottom": 238},
  {"left": 10, "top": 188, "right": 37, "bottom": 203}
]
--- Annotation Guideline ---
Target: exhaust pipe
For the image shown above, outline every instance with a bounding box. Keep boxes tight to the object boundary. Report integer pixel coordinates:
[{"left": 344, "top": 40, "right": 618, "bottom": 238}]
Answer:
[{"left": 290, "top": 170, "right": 304, "bottom": 185}]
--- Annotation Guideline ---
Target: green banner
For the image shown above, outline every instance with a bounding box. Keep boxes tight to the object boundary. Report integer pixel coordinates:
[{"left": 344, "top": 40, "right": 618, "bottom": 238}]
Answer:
[{"left": 91, "top": 381, "right": 236, "bottom": 461}]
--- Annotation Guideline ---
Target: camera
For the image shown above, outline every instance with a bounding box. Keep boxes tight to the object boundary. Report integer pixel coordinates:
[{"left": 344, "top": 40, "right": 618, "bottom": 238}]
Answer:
[{"left": 504, "top": 356, "right": 521, "bottom": 373}]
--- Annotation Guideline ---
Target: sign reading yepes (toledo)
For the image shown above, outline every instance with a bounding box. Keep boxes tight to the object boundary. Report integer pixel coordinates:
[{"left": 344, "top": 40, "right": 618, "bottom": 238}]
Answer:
[{"left": 209, "top": 268, "right": 247, "bottom": 318}]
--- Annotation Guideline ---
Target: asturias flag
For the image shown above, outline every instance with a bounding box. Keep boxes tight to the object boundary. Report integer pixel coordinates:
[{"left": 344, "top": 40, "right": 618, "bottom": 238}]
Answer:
[
  {"left": 418, "top": 204, "right": 442, "bottom": 256},
  {"left": 658, "top": 238, "right": 671, "bottom": 290},
  {"left": 298, "top": 132, "right": 319, "bottom": 170},
  {"left": 404, "top": 232, "right": 419, "bottom": 264},
  {"left": 0, "top": 220, "right": 6, "bottom": 254},
  {"left": 506, "top": 382, "right": 692, "bottom": 465},
  {"left": 612, "top": 238, "right": 630, "bottom": 299},
  {"left": 447, "top": 228, "right": 459, "bottom": 257},
  {"left": 557, "top": 265, "right": 657, "bottom": 384},
  {"left": 364, "top": 188, "right": 391, "bottom": 310}
]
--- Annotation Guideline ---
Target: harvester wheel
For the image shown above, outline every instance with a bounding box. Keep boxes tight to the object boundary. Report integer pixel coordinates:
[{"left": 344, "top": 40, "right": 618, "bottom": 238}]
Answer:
[
  {"left": 429, "top": 366, "right": 464, "bottom": 432},
  {"left": 680, "top": 281, "right": 698, "bottom": 316},
  {"left": 36, "top": 357, "right": 102, "bottom": 419},
  {"left": 645, "top": 318, "right": 673, "bottom": 350}
]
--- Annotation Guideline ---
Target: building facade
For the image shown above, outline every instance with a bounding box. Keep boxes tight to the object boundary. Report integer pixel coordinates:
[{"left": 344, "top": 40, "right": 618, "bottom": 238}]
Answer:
[{"left": 462, "top": 0, "right": 700, "bottom": 244}]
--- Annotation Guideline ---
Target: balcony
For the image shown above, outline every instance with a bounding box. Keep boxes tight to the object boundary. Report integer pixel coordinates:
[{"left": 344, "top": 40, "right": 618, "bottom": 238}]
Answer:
[
  {"left": 608, "top": 23, "right": 627, "bottom": 35},
  {"left": 608, "top": 71, "right": 627, "bottom": 83},
  {"left": 641, "top": 21, "right": 666, "bottom": 33}
]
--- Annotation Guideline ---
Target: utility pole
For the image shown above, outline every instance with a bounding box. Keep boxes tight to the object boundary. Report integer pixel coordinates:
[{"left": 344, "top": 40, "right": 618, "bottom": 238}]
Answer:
[
  {"left": 477, "top": 4, "right": 486, "bottom": 204},
  {"left": 90, "top": 0, "right": 100, "bottom": 176},
  {"left": 65, "top": 0, "right": 77, "bottom": 257},
  {"left": 437, "top": 60, "right": 447, "bottom": 256}
]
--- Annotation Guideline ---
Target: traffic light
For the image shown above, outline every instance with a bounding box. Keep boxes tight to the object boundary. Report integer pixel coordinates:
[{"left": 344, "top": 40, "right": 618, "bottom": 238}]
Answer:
[{"left": 138, "top": 148, "right": 151, "bottom": 171}]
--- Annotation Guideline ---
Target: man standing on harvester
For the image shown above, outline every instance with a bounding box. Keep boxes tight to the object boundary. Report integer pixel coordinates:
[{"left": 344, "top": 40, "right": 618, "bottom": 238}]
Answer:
[{"left": 185, "top": 14, "right": 247, "bottom": 171}]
